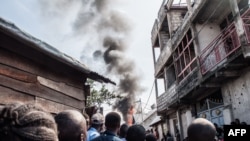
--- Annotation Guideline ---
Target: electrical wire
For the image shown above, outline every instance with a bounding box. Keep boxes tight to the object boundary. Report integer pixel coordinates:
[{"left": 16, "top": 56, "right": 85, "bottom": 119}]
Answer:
[{"left": 142, "top": 81, "right": 155, "bottom": 113}]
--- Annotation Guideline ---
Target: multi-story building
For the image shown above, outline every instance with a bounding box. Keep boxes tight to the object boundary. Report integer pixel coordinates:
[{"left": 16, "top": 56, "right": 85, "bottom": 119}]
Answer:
[{"left": 151, "top": 0, "right": 250, "bottom": 140}]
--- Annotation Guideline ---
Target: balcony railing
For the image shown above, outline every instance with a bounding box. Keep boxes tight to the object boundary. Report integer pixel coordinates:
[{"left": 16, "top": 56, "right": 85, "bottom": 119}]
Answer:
[
  {"left": 156, "top": 84, "right": 177, "bottom": 112},
  {"left": 242, "top": 8, "right": 250, "bottom": 44},
  {"left": 199, "top": 23, "right": 241, "bottom": 75},
  {"left": 199, "top": 8, "right": 250, "bottom": 75}
]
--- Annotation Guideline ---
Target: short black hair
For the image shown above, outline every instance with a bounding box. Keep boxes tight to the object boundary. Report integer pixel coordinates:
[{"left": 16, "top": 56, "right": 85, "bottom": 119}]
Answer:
[
  {"left": 105, "top": 112, "right": 121, "bottom": 130},
  {"left": 146, "top": 134, "right": 157, "bottom": 141},
  {"left": 126, "top": 124, "right": 145, "bottom": 141},
  {"left": 119, "top": 123, "right": 129, "bottom": 138}
]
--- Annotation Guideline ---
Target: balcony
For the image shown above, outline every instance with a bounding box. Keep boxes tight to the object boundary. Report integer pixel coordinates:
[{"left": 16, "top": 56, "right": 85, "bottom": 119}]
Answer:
[
  {"left": 242, "top": 8, "right": 250, "bottom": 44},
  {"left": 154, "top": 41, "right": 172, "bottom": 77},
  {"left": 151, "top": 19, "right": 159, "bottom": 47},
  {"left": 198, "top": 7, "right": 250, "bottom": 75},
  {"left": 156, "top": 84, "right": 177, "bottom": 113},
  {"left": 158, "top": 1, "right": 168, "bottom": 30},
  {"left": 177, "top": 68, "right": 199, "bottom": 98}
]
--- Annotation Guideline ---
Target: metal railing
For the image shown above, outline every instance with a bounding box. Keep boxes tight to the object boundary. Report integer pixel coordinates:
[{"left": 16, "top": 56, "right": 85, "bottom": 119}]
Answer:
[
  {"left": 199, "top": 23, "right": 241, "bottom": 75},
  {"left": 174, "top": 29, "right": 197, "bottom": 82},
  {"left": 242, "top": 8, "right": 250, "bottom": 43}
]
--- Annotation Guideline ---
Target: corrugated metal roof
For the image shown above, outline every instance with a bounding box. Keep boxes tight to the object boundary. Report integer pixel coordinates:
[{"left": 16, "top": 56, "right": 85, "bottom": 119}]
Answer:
[{"left": 0, "top": 17, "right": 115, "bottom": 85}]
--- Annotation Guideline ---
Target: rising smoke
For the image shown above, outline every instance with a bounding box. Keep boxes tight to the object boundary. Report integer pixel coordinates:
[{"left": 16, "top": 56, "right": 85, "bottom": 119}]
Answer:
[{"left": 38, "top": 0, "right": 144, "bottom": 121}]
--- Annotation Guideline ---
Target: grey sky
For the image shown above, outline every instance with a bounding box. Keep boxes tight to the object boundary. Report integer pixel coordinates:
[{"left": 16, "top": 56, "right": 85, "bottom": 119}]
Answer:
[{"left": 0, "top": 0, "right": 163, "bottom": 113}]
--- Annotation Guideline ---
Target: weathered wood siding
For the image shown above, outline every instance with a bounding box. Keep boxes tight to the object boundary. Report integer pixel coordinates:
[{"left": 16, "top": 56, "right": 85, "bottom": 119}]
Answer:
[{"left": 0, "top": 46, "right": 86, "bottom": 114}]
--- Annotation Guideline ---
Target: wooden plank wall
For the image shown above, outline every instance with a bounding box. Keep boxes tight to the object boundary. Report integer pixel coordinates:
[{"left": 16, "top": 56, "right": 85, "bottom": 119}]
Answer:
[{"left": 0, "top": 47, "right": 85, "bottom": 113}]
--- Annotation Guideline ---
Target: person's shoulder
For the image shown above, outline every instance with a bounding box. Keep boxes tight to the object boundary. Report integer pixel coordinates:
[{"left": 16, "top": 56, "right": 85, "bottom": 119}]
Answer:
[
  {"left": 112, "top": 136, "right": 123, "bottom": 141},
  {"left": 92, "top": 135, "right": 103, "bottom": 141},
  {"left": 96, "top": 133, "right": 122, "bottom": 141}
]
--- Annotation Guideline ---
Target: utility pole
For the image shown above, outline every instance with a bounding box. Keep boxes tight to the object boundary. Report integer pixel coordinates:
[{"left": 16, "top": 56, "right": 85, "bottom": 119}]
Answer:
[{"left": 140, "top": 98, "right": 143, "bottom": 125}]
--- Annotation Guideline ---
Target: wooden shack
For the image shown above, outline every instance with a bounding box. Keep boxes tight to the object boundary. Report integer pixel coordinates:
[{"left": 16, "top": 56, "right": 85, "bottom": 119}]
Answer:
[{"left": 0, "top": 17, "right": 115, "bottom": 114}]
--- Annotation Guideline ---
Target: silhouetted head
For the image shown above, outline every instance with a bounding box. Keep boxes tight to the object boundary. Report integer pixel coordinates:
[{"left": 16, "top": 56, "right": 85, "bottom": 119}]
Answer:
[
  {"left": 0, "top": 102, "right": 58, "bottom": 141},
  {"left": 235, "top": 118, "right": 240, "bottom": 125},
  {"left": 187, "top": 118, "right": 216, "bottom": 141},
  {"left": 230, "top": 121, "right": 236, "bottom": 125},
  {"left": 55, "top": 110, "right": 87, "bottom": 141},
  {"left": 90, "top": 113, "right": 104, "bottom": 131},
  {"left": 105, "top": 112, "right": 121, "bottom": 132},
  {"left": 119, "top": 123, "right": 129, "bottom": 138},
  {"left": 241, "top": 122, "right": 247, "bottom": 125},
  {"left": 146, "top": 133, "right": 157, "bottom": 141},
  {"left": 126, "top": 124, "right": 145, "bottom": 141}
]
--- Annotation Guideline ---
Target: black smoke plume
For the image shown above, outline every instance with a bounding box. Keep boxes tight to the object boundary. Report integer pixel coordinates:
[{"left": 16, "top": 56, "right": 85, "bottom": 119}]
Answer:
[{"left": 37, "top": 0, "right": 143, "bottom": 120}]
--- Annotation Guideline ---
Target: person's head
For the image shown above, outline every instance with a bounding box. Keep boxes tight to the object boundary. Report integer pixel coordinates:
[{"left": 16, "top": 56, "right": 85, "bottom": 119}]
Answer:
[
  {"left": 230, "top": 121, "right": 236, "bottom": 125},
  {"left": 146, "top": 133, "right": 157, "bottom": 141},
  {"left": 119, "top": 123, "right": 129, "bottom": 138},
  {"left": 105, "top": 112, "right": 121, "bottom": 132},
  {"left": 126, "top": 124, "right": 145, "bottom": 141},
  {"left": 0, "top": 102, "right": 58, "bottom": 141},
  {"left": 187, "top": 118, "right": 216, "bottom": 141},
  {"left": 235, "top": 118, "right": 240, "bottom": 124},
  {"left": 241, "top": 122, "right": 247, "bottom": 125},
  {"left": 90, "top": 113, "right": 104, "bottom": 131},
  {"left": 55, "top": 110, "right": 87, "bottom": 141}
]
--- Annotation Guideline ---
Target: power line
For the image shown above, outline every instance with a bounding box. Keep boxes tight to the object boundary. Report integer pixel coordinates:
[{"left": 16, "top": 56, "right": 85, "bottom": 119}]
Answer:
[{"left": 142, "top": 81, "right": 155, "bottom": 113}]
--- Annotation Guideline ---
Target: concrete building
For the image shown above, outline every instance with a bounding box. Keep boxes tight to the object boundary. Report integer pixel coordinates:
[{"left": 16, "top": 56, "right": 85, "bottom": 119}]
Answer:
[
  {"left": 0, "top": 17, "right": 115, "bottom": 114},
  {"left": 151, "top": 0, "right": 250, "bottom": 140}
]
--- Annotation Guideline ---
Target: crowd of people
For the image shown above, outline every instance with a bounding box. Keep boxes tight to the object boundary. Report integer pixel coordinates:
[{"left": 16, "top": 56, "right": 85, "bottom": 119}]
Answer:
[{"left": 0, "top": 102, "right": 245, "bottom": 141}]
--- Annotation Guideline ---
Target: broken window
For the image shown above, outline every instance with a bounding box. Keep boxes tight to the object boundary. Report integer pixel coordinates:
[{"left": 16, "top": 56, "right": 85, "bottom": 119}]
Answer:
[{"left": 173, "top": 29, "right": 197, "bottom": 82}]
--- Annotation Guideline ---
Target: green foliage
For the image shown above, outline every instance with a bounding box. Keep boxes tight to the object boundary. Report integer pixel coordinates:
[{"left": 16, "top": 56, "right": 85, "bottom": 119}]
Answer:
[{"left": 86, "top": 79, "right": 122, "bottom": 108}]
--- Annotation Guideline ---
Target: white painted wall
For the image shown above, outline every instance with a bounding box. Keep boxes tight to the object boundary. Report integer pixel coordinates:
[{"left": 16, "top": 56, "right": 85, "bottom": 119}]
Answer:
[
  {"left": 181, "top": 109, "right": 194, "bottom": 138},
  {"left": 142, "top": 109, "right": 157, "bottom": 130},
  {"left": 223, "top": 106, "right": 233, "bottom": 125},
  {"left": 169, "top": 118, "right": 175, "bottom": 137},
  {"left": 221, "top": 69, "right": 250, "bottom": 124},
  {"left": 181, "top": 111, "right": 188, "bottom": 138},
  {"left": 195, "top": 23, "right": 228, "bottom": 73},
  {"left": 157, "top": 124, "right": 163, "bottom": 141},
  {"left": 195, "top": 23, "right": 221, "bottom": 53}
]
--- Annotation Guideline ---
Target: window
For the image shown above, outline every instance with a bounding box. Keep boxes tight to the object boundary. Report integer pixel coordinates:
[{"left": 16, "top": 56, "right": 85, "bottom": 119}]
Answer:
[{"left": 173, "top": 29, "right": 197, "bottom": 82}]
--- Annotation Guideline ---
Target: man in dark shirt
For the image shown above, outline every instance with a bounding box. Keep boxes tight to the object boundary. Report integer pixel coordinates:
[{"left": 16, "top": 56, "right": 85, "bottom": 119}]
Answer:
[{"left": 92, "top": 112, "right": 122, "bottom": 141}]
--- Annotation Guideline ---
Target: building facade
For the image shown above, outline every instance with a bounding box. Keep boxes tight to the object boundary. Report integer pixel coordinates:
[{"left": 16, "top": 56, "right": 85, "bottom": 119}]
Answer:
[
  {"left": 151, "top": 0, "right": 250, "bottom": 140},
  {"left": 0, "top": 17, "right": 115, "bottom": 114}
]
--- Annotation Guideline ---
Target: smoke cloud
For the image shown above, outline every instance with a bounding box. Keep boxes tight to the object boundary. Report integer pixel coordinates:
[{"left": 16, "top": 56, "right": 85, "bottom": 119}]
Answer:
[{"left": 37, "top": 0, "right": 144, "bottom": 121}]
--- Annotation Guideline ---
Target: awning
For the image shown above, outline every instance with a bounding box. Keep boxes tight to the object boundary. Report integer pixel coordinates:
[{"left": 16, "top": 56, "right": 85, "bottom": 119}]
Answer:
[{"left": 149, "top": 116, "right": 161, "bottom": 126}]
